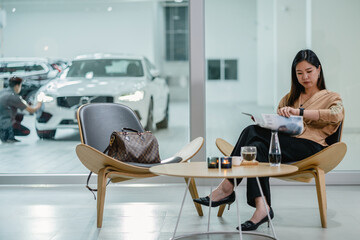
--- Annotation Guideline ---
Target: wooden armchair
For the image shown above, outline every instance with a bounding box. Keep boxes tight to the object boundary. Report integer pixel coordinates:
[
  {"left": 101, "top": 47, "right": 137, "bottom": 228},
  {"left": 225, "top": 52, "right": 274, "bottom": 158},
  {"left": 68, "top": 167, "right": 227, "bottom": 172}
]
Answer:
[
  {"left": 215, "top": 123, "right": 346, "bottom": 228},
  {"left": 75, "top": 103, "right": 204, "bottom": 228}
]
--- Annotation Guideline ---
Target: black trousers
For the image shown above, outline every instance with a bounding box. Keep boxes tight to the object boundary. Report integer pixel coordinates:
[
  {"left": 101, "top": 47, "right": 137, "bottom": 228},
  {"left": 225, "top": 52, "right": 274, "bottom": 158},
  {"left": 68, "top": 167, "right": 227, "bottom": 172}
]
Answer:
[{"left": 229, "top": 125, "right": 324, "bottom": 208}]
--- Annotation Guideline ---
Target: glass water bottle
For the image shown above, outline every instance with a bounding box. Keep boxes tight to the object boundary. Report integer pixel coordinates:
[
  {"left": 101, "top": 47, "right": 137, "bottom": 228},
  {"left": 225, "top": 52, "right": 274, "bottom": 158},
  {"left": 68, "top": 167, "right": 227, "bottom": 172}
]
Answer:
[{"left": 268, "top": 131, "right": 281, "bottom": 166}]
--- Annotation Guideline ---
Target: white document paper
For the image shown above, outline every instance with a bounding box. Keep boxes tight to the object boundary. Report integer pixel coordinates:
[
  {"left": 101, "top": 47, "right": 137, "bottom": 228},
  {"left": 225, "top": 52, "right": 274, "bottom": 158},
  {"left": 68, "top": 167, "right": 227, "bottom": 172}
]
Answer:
[{"left": 242, "top": 112, "right": 303, "bottom": 135}]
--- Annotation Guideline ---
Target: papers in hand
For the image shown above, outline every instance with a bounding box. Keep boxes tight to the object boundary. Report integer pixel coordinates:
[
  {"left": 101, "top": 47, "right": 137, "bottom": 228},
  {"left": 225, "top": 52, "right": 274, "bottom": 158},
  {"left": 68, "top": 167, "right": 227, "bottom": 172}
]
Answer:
[{"left": 242, "top": 112, "right": 304, "bottom": 135}]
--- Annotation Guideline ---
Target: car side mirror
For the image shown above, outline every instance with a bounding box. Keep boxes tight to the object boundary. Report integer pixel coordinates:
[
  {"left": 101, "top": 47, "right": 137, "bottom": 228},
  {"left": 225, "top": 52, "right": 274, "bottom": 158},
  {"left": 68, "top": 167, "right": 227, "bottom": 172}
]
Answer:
[{"left": 150, "top": 69, "right": 160, "bottom": 80}]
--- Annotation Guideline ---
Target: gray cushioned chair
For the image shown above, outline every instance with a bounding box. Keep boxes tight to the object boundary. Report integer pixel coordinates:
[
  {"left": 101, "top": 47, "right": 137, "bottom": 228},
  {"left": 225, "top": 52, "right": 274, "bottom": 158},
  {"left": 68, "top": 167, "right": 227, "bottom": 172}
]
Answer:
[{"left": 75, "top": 103, "right": 204, "bottom": 227}]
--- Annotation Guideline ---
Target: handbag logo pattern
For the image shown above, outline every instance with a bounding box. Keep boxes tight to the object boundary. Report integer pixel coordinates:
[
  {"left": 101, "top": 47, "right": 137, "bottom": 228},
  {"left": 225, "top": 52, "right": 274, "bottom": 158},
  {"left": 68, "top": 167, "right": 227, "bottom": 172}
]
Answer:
[{"left": 106, "top": 129, "right": 160, "bottom": 164}]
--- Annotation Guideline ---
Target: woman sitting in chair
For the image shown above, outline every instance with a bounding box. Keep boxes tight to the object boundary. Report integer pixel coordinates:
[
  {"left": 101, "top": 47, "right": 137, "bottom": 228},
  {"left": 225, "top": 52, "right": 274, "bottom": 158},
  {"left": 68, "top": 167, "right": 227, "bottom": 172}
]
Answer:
[{"left": 193, "top": 49, "right": 344, "bottom": 231}]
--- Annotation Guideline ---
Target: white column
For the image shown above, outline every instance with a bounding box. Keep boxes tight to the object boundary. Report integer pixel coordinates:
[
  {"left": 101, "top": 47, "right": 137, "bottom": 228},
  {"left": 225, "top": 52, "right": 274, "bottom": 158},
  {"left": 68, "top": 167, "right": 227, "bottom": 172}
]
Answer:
[
  {"left": 257, "top": 0, "right": 276, "bottom": 108},
  {"left": 257, "top": 0, "right": 307, "bottom": 109},
  {"left": 189, "top": 0, "right": 205, "bottom": 162}
]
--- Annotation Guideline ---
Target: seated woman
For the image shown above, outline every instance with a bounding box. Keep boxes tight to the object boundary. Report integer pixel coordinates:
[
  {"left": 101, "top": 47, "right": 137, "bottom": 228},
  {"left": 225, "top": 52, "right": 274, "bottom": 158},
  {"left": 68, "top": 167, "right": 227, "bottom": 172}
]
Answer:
[{"left": 193, "top": 49, "right": 344, "bottom": 231}]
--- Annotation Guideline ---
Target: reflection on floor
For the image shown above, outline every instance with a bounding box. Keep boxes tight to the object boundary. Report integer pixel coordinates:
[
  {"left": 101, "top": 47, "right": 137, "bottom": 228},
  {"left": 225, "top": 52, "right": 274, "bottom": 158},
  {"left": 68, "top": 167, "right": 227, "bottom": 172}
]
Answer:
[{"left": 0, "top": 184, "right": 359, "bottom": 240}]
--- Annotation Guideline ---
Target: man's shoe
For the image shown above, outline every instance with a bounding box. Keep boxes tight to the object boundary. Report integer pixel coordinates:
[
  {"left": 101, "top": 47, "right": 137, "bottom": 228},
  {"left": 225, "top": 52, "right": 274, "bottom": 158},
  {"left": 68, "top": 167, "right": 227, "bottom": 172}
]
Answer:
[{"left": 6, "top": 138, "right": 21, "bottom": 143}]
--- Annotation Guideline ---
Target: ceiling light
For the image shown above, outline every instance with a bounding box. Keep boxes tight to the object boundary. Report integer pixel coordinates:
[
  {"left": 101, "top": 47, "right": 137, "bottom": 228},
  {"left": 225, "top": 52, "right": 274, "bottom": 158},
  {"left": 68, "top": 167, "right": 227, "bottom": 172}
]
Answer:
[{"left": 107, "top": 6, "right": 112, "bottom": 12}]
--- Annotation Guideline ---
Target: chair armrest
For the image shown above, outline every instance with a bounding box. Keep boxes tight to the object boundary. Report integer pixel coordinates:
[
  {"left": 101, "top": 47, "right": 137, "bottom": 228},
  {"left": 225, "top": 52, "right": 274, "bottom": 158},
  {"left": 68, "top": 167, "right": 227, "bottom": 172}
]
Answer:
[
  {"left": 126, "top": 156, "right": 182, "bottom": 168},
  {"left": 289, "top": 142, "right": 347, "bottom": 173},
  {"left": 161, "top": 156, "right": 183, "bottom": 164},
  {"left": 76, "top": 144, "right": 152, "bottom": 174},
  {"left": 216, "top": 138, "right": 234, "bottom": 156},
  {"left": 173, "top": 137, "right": 204, "bottom": 162},
  {"left": 76, "top": 137, "right": 203, "bottom": 173}
]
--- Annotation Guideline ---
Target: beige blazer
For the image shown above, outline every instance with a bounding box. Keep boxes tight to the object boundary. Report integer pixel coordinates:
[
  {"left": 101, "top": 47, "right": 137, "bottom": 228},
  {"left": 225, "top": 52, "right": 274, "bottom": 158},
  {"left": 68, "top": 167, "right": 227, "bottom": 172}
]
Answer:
[{"left": 278, "top": 90, "right": 344, "bottom": 146}]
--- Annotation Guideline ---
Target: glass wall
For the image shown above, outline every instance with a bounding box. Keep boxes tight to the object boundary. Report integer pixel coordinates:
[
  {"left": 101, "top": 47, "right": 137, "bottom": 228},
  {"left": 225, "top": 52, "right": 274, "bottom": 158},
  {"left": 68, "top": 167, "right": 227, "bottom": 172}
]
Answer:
[
  {"left": 1, "top": 0, "right": 359, "bottom": 177},
  {"left": 205, "top": 0, "right": 360, "bottom": 171},
  {"left": 0, "top": 0, "right": 190, "bottom": 174}
]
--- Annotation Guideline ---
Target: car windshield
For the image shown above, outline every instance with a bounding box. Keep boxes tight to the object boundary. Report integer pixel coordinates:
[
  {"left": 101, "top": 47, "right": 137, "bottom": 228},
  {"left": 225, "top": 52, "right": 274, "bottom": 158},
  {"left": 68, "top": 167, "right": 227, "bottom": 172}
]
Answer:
[{"left": 66, "top": 59, "right": 144, "bottom": 78}]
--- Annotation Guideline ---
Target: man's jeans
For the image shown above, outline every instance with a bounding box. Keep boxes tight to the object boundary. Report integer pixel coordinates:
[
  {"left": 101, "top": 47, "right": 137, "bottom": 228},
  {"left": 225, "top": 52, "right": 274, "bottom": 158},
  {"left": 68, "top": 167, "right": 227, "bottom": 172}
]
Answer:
[{"left": 0, "top": 127, "right": 15, "bottom": 142}]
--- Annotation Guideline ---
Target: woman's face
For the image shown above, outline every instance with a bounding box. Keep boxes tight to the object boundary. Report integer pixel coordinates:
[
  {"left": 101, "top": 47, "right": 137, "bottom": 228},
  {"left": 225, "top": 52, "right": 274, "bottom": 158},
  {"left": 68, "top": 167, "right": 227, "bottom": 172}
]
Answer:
[{"left": 295, "top": 60, "right": 321, "bottom": 91}]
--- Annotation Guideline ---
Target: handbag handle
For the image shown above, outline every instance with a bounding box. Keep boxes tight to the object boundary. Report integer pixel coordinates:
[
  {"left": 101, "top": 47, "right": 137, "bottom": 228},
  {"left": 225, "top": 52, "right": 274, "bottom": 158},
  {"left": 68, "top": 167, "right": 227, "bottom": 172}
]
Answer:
[{"left": 122, "top": 127, "right": 140, "bottom": 133}]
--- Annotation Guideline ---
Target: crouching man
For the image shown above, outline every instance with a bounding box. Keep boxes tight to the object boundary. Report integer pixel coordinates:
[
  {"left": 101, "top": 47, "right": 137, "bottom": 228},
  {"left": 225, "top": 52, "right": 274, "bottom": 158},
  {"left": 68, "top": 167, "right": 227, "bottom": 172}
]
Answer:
[{"left": 0, "top": 76, "right": 42, "bottom": 143}]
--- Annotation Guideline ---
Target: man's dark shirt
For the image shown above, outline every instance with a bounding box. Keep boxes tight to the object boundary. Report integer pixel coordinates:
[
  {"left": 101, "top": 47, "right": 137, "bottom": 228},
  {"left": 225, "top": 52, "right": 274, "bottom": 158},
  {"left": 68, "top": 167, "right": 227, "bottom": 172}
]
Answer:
[{"left": 0, "top": 88, "right": 27, "bottom": 129}]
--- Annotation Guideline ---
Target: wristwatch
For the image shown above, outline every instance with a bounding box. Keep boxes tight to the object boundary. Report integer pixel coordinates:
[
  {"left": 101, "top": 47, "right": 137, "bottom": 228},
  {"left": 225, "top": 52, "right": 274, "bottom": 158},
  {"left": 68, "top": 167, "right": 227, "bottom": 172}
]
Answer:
[{"left": 299, "top": 107, "right": 304, "bottom": 116}]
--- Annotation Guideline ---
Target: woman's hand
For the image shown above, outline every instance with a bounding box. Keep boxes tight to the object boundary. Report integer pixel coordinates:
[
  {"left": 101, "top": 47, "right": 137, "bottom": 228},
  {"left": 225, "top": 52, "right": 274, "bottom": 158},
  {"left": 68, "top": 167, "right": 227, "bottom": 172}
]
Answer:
[{"left": 277, "top": 106, "right": 299, "bottom": 118}]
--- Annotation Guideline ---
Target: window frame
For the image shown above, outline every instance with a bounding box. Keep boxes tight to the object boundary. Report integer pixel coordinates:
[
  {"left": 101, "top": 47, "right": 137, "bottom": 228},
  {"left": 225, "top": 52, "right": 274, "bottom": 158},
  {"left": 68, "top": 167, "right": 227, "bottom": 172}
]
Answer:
[
  {"left": 206, "top": 58, "right": 238, "bottom": 81},
  {"left": 164, "top": 5, "right": 189, "bottom": 61}
]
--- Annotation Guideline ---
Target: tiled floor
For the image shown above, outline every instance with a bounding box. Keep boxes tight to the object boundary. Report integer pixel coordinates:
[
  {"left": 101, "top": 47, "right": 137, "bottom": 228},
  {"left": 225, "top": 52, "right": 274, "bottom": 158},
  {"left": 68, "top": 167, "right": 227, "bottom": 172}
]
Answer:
[{"left": 0, "top": 183, "right": 359, "bottom": 240}]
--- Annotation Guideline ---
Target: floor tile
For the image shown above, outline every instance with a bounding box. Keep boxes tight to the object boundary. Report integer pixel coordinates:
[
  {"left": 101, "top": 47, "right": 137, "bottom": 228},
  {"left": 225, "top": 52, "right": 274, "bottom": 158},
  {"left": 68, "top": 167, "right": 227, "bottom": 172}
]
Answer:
[{"left": 0, "top": 184, "right": 359, "bottom": 240}]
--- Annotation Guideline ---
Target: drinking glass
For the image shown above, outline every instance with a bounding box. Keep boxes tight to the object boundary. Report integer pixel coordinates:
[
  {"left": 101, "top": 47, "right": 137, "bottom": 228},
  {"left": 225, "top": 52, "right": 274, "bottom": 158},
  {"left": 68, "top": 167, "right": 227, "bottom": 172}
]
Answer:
[{"left": 241, "top": 146, "right": 257, "bottom": 161}]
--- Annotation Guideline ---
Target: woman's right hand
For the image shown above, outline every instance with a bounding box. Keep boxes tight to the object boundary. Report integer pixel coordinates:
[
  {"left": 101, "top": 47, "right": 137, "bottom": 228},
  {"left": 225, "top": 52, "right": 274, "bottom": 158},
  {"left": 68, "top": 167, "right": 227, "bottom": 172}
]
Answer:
[{"left": 277, "top": 106, "right": 299, "bottom": 118}]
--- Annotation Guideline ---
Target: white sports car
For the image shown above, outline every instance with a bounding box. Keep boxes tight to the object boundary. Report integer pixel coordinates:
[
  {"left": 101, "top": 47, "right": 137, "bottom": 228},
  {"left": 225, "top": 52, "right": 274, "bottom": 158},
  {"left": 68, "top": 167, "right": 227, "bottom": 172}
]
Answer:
[{"left": 34, "top": 53, "right": 169, "bottom": 139}]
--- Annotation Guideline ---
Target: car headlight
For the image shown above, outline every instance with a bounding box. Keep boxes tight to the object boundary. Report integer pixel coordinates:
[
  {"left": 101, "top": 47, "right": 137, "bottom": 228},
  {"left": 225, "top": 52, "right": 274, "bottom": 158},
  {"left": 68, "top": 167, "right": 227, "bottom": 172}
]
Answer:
[
  {"left": 118, "top": 91, "right": 144, "bottom": 102},
  {"left": 37, "top": 91, "right": 54, "bottom": 103}
]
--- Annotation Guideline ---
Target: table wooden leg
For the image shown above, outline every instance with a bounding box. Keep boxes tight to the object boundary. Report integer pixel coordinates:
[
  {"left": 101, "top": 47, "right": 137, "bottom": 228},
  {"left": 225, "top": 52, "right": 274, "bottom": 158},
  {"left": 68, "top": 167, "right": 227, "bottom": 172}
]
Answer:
[{"left": 184, "top": 177, "right": 203, "bottom": 216}]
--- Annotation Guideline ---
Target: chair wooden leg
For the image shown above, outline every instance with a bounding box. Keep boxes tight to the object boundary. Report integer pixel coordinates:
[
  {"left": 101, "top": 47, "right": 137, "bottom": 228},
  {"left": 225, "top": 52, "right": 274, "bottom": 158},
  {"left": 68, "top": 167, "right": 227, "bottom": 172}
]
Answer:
[
  {"left": 184, "top": 177, "right": 203, "bottom": 216},
  {"left": 314, "top": 167, "right": 327, "bottom": 228},
  {"left": 97, "top": 168, "right": 108, "bottom": 228},
  {"left": 217, "top": 205, "right": 226, "bottom": 217}
]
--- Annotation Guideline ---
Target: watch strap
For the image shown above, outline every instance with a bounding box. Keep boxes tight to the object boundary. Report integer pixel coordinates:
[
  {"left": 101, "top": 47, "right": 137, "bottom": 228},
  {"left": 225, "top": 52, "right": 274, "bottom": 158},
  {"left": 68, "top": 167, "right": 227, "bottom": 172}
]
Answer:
[{"left": 299, "top": 107, "right": 304, "bottom": 116}]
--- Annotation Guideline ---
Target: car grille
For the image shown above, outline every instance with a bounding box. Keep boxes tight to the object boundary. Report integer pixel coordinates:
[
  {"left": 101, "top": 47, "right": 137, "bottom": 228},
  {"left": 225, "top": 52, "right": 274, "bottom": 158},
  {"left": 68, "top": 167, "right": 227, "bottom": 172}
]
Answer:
[
  {"left": 59, "top": 119, "right": 77, "bottom": 125},
  {"left": 57, "top": 96, "right": 114, "bottom": 108},
  {"left": 37, "top": 112, "right": 52, "bottom": 123}
]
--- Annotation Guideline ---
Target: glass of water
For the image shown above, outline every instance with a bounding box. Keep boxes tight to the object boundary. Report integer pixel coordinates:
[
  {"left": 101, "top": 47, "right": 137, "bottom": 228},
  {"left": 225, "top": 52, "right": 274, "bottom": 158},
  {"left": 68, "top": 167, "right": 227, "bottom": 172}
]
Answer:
[{"left": 241, "top": 146, "right": 257, "bottom": 161}]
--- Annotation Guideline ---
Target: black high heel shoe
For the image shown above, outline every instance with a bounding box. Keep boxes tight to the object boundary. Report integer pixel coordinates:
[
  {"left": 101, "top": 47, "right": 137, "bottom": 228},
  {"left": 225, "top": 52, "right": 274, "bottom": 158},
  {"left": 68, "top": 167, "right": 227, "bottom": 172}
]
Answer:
[
  {"left": 236, "top": 207, "right": 274, "bottom": 231},
  {"left": 193, "top": 191, "right": 236, "bottom": 209}
]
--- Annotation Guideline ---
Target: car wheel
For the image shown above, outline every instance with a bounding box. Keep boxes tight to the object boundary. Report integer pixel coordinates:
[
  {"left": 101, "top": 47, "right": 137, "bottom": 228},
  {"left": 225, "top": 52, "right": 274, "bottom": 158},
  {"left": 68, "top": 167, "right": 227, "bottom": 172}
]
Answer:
[
  {"left": 145, "top": 99, "right": 154, "bottom": 131},
  {"left": 36, "top": 129, "right": 56, "bottom": 139},
  {"left": 156, "top": 94, "right": 169, "bottom": 129}
]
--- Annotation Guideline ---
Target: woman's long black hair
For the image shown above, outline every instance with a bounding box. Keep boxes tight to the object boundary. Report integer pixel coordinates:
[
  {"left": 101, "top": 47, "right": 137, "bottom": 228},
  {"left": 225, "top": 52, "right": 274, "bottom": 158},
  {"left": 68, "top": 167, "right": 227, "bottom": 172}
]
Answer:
[{"left": 286, "top": 49, "right": 326, "bottom": 106}]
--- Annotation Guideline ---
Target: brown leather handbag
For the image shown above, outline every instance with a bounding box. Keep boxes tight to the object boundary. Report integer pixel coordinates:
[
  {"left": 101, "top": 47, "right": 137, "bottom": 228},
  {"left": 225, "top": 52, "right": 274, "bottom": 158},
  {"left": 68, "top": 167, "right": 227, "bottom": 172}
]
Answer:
[
  {"left": 86, "top": 128, "right": 160, "bottom": 199},
  {"left": 104, "top": 128, "right": 160, "bottom": 164}
]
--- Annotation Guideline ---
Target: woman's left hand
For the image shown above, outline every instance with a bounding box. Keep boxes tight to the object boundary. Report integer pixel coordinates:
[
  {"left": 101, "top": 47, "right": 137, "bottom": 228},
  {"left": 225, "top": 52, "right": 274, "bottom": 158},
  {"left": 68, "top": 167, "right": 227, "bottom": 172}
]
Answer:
[{"left": 277, "top": 106, "right": 299, "bottom": 118}]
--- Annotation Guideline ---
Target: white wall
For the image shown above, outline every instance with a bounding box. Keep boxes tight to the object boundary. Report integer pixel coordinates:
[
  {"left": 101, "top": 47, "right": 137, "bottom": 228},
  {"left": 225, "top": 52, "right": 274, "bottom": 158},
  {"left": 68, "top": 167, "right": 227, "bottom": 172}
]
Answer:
[
  {"left": 205, "top": 0, "right": 257, "bottom": 103},
  {"left": 1, "top": 1, "right": 157, "bottom": 62},
  {"left": 312, "top": 0, "right": 360, "bottom": 130},
  {"left": 257, "top": 0, "right": 307, "bottom": 108},
  {"left": 257, "top": 0, "right": 276, "bottom": 107},
  {"left": 205, "top": 0, "right": 308, "bottom": 106},
  {"left": 311, "top": 0, "right": 360, "bottom": 170},
  {"left": 275, "top": 0, "right": 307, "bottom": 104}
]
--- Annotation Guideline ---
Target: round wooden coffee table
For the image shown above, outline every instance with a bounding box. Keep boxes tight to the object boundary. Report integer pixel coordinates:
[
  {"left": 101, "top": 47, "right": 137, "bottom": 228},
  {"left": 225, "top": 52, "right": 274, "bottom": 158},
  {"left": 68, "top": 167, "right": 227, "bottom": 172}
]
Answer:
[{"left": 150, "top": 161, "right": 298, "bottom": 240}]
